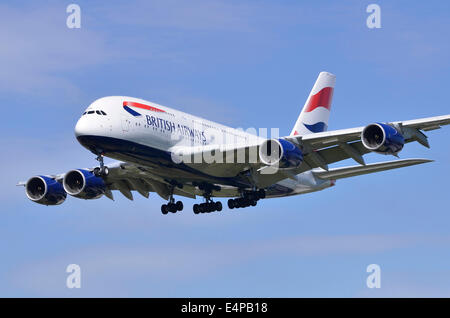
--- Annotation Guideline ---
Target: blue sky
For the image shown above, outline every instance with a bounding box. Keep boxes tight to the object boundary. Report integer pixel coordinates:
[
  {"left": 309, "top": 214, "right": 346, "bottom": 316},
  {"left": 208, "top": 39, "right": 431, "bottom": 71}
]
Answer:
[{"left": 0, "top": 0, "right": 449, "bottom": 297}]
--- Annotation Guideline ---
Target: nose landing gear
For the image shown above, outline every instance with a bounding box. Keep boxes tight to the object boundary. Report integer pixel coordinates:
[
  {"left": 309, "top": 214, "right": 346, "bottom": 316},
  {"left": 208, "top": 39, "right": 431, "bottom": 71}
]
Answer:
[{"left": 93, "top": 154, "right": 109, "bottom": 177}]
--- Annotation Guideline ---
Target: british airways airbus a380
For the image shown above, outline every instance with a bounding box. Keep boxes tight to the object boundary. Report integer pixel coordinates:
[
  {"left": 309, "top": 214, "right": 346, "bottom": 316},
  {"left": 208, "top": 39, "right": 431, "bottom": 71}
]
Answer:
[{"left": 19, "top": 72, "right": 450, "bottom": 214}]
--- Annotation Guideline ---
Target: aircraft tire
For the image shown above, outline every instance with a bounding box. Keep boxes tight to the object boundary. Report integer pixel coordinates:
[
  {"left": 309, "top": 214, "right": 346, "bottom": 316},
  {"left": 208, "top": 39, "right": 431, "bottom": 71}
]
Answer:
[{"left": 193, "top": 204, "right": 200, "bottom": 214}]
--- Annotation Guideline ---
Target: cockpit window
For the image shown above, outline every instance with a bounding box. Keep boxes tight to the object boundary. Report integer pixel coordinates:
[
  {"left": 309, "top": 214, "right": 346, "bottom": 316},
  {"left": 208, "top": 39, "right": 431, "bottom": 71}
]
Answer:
[{"left": 84, "top": 110, "right": 106, "bottom": 115}]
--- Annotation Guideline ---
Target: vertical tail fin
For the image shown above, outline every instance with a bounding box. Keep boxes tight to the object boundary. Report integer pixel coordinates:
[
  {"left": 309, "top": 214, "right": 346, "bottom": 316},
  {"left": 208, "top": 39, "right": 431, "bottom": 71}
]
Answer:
[{"left": 290, "top": 71, "right": 336, "bottom": 136}]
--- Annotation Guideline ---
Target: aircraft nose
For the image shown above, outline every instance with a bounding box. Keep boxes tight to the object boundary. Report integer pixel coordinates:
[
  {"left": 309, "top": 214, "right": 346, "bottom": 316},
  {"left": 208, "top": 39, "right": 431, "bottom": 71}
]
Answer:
[
  {"left": 74, "top": 114, "right": 109, "bottom": 152},
  {"left": 74, "top": 115, "right": 104, "bottom": 137},
  {"left": 74, "top": 116, "right": 89, "bottom": 137}
]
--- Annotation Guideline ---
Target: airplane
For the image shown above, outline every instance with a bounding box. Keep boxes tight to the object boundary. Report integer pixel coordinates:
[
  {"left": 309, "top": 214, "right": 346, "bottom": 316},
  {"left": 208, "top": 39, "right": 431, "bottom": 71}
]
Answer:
[{"left": 19, "top": 72, "right": 450, "bottom": 214}]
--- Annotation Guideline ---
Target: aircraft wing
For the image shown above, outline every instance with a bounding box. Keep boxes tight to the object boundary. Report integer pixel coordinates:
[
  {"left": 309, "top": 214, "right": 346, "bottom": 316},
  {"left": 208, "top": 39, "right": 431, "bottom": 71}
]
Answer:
[
  {"left": 18, "top": 161, "right": 202, "bottom": 201},
  {"left": 312, "top": 158, "right": 433, "bottom": 180},
  {"left": 103, "top": 162, "right": 202, "bottom": 200},
  {"left": 166, "top": 114, "right": 449, "bottom": 188},
  {"left": 285, "top": 114, "right": 450, "bottom": 169},
  {"left": 247, "top": 114, "right": 449, "bottom": 188}
]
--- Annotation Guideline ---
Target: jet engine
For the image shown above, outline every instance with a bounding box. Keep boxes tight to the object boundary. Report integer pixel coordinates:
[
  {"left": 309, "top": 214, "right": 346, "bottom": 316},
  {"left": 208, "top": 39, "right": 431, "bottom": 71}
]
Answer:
[
  {"left": 361, "top": 123, "right": 405, "bottom": 155},
  {"left": 63, "top": 169, "right": 106, "bottom": 199},
  {"left": 259, "top": 138, "right": 303, "bottom": 169},
  {"left": 25, "top": 176, "right": 66, "bottom": 205}
]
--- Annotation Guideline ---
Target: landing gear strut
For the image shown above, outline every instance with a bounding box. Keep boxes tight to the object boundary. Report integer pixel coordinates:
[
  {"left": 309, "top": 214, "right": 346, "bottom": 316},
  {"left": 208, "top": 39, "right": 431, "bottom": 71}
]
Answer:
[
  {"left": 161, "top": 190, "right": 183, "bottom": 215},
  {"left": 228, "top": 189, "right": 265, "bottom": 210},
  {"left": 93, "top": 154, "right": 109, "bottom": 177}
]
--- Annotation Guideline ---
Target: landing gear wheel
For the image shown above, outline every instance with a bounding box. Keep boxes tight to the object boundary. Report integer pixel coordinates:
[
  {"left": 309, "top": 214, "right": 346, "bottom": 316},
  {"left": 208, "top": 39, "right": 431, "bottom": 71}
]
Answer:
[
  {"left": 258, "top": 189, "right": 266, "bottom": 199},
  {"left": 168, "top": 203, "right": 177, "bottom": 213},
  {"left": 228, "top": 199, "right": 235, "bottom": 209},
  {"left": 194, "top": 201, "right": 223, "bottom": 213},
  {"left": 161, "top": 187, "right": 184, "bottom": 215},
  {"left": 94, "top": 166, "right": 109, "bottom": 177},
  {"left": 94, "top": 167, "right": 108, "bottom": 177},
  {"left": 101, "top": 166, "right": 109, "bottom": 176},
  {"left": 193, "top": 204, "right": 200, "bottom": 214}
]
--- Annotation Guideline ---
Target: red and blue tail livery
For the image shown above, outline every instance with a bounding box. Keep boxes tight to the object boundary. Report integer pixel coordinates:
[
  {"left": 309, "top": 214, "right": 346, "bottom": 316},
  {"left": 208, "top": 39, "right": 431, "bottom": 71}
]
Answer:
[
  {"left": 291, "top": 72, "right": 335, "bottom": 136},
  {"left": 303, "top": 86, "right": 333, "bottom": 113}
]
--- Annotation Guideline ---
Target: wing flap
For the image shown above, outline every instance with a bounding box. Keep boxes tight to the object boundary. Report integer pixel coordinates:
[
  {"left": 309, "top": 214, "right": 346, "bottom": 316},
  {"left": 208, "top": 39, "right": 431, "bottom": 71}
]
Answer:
[
  {"left": 313, "top": 158, "right": 433, "bottom": 180},
  {"left": 396, "top": 115, "right": 450, "bottom": 131}
]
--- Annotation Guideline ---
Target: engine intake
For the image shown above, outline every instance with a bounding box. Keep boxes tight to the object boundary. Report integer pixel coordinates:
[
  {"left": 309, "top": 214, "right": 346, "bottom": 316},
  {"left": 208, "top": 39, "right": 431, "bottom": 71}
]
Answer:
[
  {"left": 25, "top": 176, "right": 66, "bottom": 205},
  {"left": 63, "top": 169, "right": 106, "bottom": 199},
  {"left": 361, "top": 123, "right": 405, "bottom": 155},
  {"left": 259, "top": 139, "right": 303, "bottom": 168}
]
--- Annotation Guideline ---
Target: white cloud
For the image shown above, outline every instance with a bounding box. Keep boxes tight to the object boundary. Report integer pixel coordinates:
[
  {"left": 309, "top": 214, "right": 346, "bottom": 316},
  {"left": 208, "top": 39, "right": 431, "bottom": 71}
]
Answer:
[
  {"left": 0, "top": 1, "right": 303, "bottom": 97},
  {"left": 0, "top": 4, "right": 114, "bottom": 96}
]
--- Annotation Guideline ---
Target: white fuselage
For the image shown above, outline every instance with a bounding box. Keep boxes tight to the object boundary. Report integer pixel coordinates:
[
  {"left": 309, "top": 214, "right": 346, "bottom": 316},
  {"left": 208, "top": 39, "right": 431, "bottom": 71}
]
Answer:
[{"left": 74, "top": 96, "right": 334, "bottom": 198}]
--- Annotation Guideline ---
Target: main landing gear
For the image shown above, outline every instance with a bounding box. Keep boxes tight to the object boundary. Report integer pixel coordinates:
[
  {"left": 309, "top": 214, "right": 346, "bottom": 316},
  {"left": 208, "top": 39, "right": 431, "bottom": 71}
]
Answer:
[
  {"left": 161, "top": 195, "right": 184, "bottom": 215},
  {"left": 228, "top": 189, "right": 265, "bottom": 210},
  {"left": 93, "top": 154, "right": 109, "bottom": 177},
  {"left": 193, "top": 200, "right": 222, "bottom": 214},
  {"left": 161, "top": 184, "right": 184, "bottom": 214},
  {"left": 193, "top": 186, "right": 222, "bottom": 214}
]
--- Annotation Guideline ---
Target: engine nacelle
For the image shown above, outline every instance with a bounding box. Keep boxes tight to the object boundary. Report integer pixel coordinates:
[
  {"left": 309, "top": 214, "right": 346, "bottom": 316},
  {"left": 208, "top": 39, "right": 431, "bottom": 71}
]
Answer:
[
  {"left": 361, "top": 123, "right": 405, "bottom": 155},
  {"left": 259, "top": 138, "right": 303, "bottom": 168},
  {"left": 63, "top": 169, "right": 106, "bottom": 199},
  {"left": 25, "top": 176, "right": 66, "bottom": 205}
]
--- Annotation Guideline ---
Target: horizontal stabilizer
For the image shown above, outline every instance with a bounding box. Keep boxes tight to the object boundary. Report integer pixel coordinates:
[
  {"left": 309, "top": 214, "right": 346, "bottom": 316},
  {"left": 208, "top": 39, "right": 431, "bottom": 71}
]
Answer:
[{"left": 313, "top": 158, "right": 433, "bottom": 180}]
